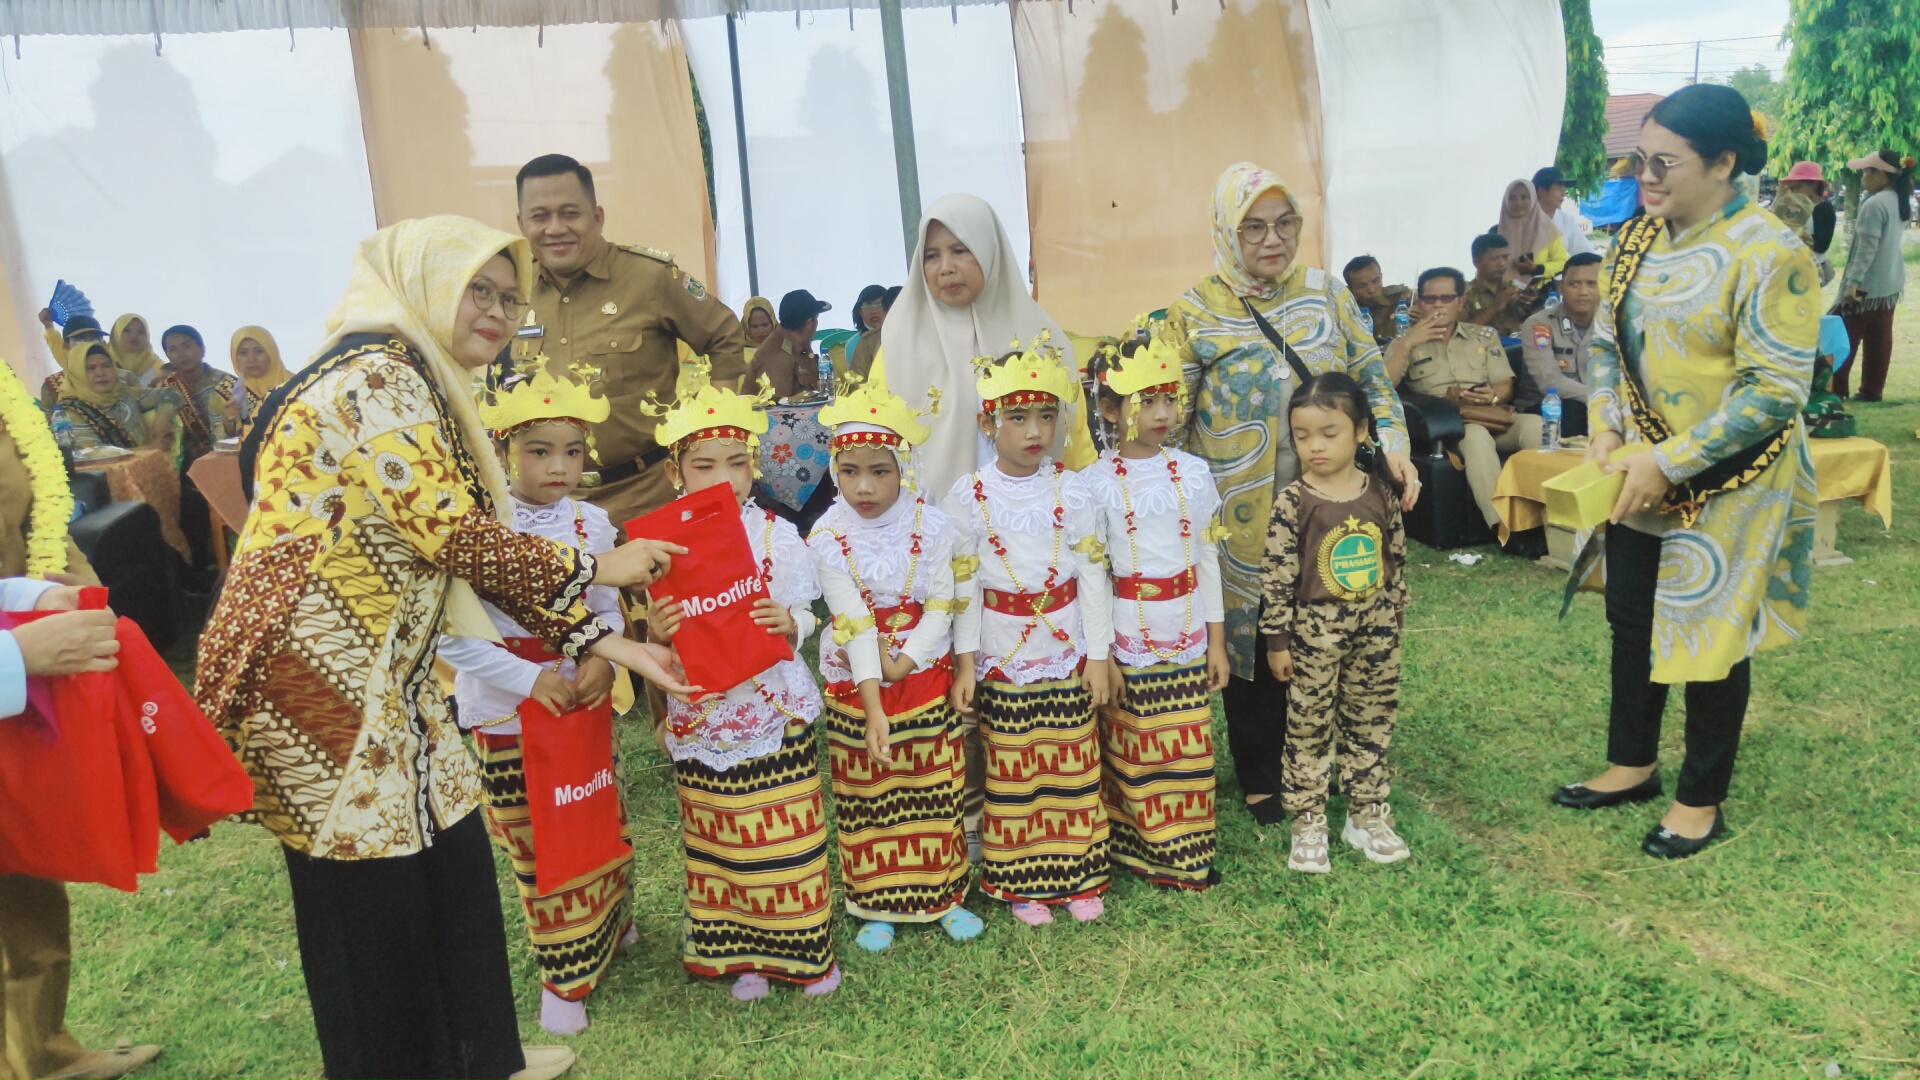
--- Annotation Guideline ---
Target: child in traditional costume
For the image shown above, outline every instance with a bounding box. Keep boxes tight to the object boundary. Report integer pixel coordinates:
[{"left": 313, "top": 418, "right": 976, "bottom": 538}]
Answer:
[
  {"left": 439, "top": 363, "right": 634, "bottom": 1037},
  {"left": 942, "top": 333, "right": 1116, "bottom": 926},
  {"left": 645, "top": 363, "right": 839, "bottom": 1000},
  {"left": 1084, "top": 317, "right": 1228, "bottom": 890},
  {"left": 808, "top": 359, "right": 982, "bottom": 952},
  {"left": 1260, "top": 372, "right": 1411, "bottom": 874}
]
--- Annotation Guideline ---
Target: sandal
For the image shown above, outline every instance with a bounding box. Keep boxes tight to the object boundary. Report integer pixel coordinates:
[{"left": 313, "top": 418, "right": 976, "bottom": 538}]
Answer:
[
  {"left": 938, "top": 907, "right": 984, "bottom": 942},
  {"left": 1010, "top": 901, "right": 1053, "bottom": 926},
  {"left": 854, "top": 920, "right": 896, "bottom": 952}
]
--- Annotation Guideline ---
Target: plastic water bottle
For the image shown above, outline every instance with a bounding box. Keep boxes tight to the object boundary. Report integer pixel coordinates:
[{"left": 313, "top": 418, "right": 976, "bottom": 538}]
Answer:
[
  {"left": 816, "top": 348, "right": 834, "bottom": 395},
  {"left": 1540, "top": 388, "right": 1562, "bottom": 452},
  {"left": 1546, "top": 285, "right": 1561, "bottom": 310},
  {"left": 1393, "top": 299, "right": 1411, "bottom": 339},
  {"left": 50, "top": 408, "right": 74, "bottom": 451}
]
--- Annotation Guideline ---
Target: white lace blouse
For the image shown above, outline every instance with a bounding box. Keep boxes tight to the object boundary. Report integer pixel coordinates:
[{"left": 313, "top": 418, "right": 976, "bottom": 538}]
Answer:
[
  {"left": 663, "top": 501, "right": 823, "bottom": 773},
  {"left": 437, "top": 496, "right": 626, "bottom": 735},
  {"left": 942, "top": 461, "right": 1114, "bottom": 685},
  {"left": 1082, "top": 448, "right": 1226, "bottom": 669},
  {"left": 807, "top": 493, "right": 958, "bottom": 688}
]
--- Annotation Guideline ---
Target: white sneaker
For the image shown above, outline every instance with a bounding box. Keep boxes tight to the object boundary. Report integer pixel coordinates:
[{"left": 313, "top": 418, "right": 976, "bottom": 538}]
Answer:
[
  {"left": 1343, "top": 801, "right": 1410, "bottom": 864},
  {"left": 1287, "top": 812, "right": 1331, "bottom": 874},
  {"left": 511, "top": 1045, "right": 577, "bottom": 1080}
]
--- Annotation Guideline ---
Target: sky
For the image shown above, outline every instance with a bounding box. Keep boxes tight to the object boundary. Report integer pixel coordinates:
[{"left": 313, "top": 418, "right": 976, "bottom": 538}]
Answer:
[{"left": 1594, "top": 0, "right": 1792, "bottom": 98}]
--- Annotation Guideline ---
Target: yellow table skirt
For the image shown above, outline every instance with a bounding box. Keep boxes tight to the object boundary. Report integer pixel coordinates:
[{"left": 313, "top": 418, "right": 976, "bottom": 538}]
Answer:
[{"left": 1492, "top": 436, "right": 1894, "bottom": 541}]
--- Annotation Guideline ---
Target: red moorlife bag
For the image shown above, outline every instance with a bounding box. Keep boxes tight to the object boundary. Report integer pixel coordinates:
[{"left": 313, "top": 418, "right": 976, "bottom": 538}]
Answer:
[
  {"left": 626, "top": 483, "right": 792, "bottom": 694},
  {"left": 517, "top": 697, "right": 629, "bottom": 894},
  {"left": 112, "top": 616, "right": 253, "bottom": 843},
  {"left": 0, "top": 588, "right": 155, "bottom": 890}
]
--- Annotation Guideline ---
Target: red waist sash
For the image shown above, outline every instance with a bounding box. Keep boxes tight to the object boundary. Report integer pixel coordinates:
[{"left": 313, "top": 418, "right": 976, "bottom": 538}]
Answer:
[
  {"left": 982, "top": 579, "right": 1078, "bottom": 617},
  {"left": 1113, "top": 566, "right": 1198, "bottom": 601}
]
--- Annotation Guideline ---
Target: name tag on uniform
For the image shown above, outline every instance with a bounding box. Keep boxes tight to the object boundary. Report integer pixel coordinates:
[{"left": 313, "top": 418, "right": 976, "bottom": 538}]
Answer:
[{"left": 516, "top": 325, "right": 545, "bottom": 340}]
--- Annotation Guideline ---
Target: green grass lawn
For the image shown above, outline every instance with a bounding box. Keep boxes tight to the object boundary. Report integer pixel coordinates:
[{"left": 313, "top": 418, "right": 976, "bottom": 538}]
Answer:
[{"left": 67, "top": 269, "right": 1920, "bottom": 1079}]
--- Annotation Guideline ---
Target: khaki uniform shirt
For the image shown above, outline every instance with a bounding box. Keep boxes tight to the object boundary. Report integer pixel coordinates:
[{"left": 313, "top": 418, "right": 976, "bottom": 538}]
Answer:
[
  {"left": 1519, "top": 301, "right": 1595, "bottom": 405},
  {"left": 1461, "top": 276, "right": 1534, "bottom": 337},
  {"left": 1402, "top": 322, "right": 1509, "bottom": 397},
  {"left": 747, "top": 328, "right": 821, "bottom": 400},
  {"left": 528, "top": 240, "right": 746, "bottom": 524}
]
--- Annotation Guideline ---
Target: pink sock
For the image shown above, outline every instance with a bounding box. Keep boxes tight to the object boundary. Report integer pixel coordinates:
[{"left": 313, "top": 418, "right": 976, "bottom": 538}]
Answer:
[
  {"left": 1066, "top": 896, "right": 1105, "bottom": 922},
  {"left": 539, "top": 989, "right": 588, "bottom": 1036},
  {"left": 803, "top": 966, "right": 842, "bottom": 996},
  {"left": 1011, "top": 901, "right": 1054, "bottom": 926},
  {"left": 730, "top": 973, "right": 770, "bottom": 1002}
]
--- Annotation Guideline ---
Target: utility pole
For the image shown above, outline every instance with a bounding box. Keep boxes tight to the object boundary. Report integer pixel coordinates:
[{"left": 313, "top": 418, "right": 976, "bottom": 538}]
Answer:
[
  {"left": 726, "top": 11, "right": 759, "bottom": 298},
  {"left": 1691, "top": 40, "right": 1700, "bottom": 84},
  {"left": 878, "top": 0, "right": 922, "bottom": 261}
]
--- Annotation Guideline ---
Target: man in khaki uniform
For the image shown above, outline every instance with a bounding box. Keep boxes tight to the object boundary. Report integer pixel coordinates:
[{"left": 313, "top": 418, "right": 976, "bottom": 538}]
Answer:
[
  {"left": 1460, "top": 233, "right": 1535, "bottom": 337},
  {"left": 1397, "top": 267, "right": 1542, "bottom": 530},
  {"left": 1517, "top": 251, "right": 1602, "bottom": 437},
  {"left": 516, "top": 154, "right": 747, "bottom": 526}
]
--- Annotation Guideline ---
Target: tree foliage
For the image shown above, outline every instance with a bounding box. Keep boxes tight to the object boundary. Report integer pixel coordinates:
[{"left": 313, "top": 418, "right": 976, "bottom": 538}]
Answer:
[
  {"left": 1721, "top": 64, "right": 1786, "bottom": 126},
  {"left": 1554, "top": 0, "right": 1610, "bottom": 197},
  {"left": 1773, "top": 0, "right": 1920, "bottom": 176}
]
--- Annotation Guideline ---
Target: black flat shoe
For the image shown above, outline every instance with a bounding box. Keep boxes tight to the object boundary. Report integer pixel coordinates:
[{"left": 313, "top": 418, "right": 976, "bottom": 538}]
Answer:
[
  {"left": 1551, "top": 771, "right": 1662, "bottom": 810},
  {"left": 1248, "top": 797, "right": 1287, "bottom": 826},
  {"left": 1641, "top": 810, "right": 1726, "bottom": 859}
]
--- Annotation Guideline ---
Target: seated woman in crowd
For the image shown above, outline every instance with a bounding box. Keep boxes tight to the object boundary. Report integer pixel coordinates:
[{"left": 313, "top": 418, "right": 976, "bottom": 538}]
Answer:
[
  {"left": 741, "top": 295, "right": 776, "bottom": 360},
  {"left": 34, "top": 314, "right": 106, "bottom": 408},
  {"left": 225, "top": 325, "right": 291, "bottom": 438},
  {"left": 157, "top": 325, "right": 238, "bottom": 459},
  {"left": 1495, "top": 179, "right": 1569, "bottom": 285},
  {"left": 50, "top": 342, "right": 181, "bottom": 451},
  {"left": 847, "top": 285, "right": 900, "bottom": 380},
  {"left": 109, "top": 314, "right": 167, "bottom": 388}
]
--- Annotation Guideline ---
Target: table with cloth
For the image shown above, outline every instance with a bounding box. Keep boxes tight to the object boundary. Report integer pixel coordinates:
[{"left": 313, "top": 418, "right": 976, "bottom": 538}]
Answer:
[
  {"left": 75, "top": 447, "right": 190, "bottom": 561},
  {"left": 758, "top": 401, "right": 833, "bottom": 513},
  {"left": 1492, "top": 437, "right": 1894, "bottom": 568},
  {"left": 185, "top": 450, "right": 249, "bottom": 569}
]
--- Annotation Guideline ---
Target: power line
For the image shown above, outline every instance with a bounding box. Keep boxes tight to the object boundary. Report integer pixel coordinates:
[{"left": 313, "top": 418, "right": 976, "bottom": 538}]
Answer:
[{"left": 1607, "top": 34, "right": 1780, "bottom": 50}]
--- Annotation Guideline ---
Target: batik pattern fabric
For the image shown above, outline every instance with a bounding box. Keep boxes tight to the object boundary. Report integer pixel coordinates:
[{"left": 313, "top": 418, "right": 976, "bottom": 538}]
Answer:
[
  {"left": 1175, "top": 267, "right": 1408, "bottom": 680},
  {"left": 1583, "top": 195, "right": 1819, "bottom": 684},
  {"left": 974, "top": 674, "right": 1112, "bottom": 904},
  {"left": 808, "top": 495, "right": 969, "bottom": 922},
  {"left": 193, "top": 338, "right": 614, "bottom": 860},
  {"left": 662, "top": 502, "right": 822, "bottom": 773},
  {"left": 56, "top": 373, "right": 181, "bottom": 451},
  {"left": 1099, "top": 661, "right": 1216, "bottom": 888},
  {"left": 475, "top": 731, "right": 633, "bottom": 1000},
  {"left": 674, "top": 717, "right": 836, "bottom": 985}
]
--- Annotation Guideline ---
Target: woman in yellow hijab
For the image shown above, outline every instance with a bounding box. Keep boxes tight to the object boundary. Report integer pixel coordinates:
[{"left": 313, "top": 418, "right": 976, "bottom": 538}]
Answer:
[
  {"left": 193, "top": 214, "right": 693, "bottom": 1080},
  {"left": 741, "top": 295, "right": 776, "bottom": 359},
  {"left": 226, "top": 325, "right": 290, "bottom": 437},
  {"left": 108, "top": 314, "right": 164, "bottom": 387},
  {"left": 53, "top": 341, "right": 181, "bottom": 450}
]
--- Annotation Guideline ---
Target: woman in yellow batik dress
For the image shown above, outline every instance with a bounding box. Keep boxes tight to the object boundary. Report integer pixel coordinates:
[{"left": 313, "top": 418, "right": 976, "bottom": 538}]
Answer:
[
  {"left": 1172, "top": 162, "right": 1416, "bottom": 826},
  {"left": 1551, "top": 85, "right": 1817, "bottom": 861}
]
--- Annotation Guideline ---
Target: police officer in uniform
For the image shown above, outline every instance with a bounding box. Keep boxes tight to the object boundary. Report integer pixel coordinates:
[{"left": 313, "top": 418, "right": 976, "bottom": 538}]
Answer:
[
  {"left": 515, "top": 154, "right": 747, "bottom": 525},
  {"left": 1517, "top": 251, "right": 1601, "bottom": 438}
]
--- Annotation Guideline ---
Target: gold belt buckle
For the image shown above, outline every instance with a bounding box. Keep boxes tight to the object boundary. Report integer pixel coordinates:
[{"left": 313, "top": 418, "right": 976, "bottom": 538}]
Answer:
[{"left": 578, "top": 470, "right": 603, "bottom": 489}]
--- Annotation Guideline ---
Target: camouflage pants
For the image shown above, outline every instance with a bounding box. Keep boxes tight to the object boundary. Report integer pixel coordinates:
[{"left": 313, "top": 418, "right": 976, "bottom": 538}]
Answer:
[{"left": 1282, "top": 597, "right": 1401, "bottom": 817}]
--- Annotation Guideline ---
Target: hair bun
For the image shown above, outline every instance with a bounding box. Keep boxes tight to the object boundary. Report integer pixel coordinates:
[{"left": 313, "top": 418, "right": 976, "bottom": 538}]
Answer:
[{"left": 1749, "top": 109, "right": 1770, "bottom": 142}]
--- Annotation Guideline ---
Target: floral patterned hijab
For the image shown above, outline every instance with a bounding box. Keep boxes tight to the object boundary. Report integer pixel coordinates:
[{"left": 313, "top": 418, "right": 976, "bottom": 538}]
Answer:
[{"left": 1211, "top": 162, "right": 1297, "bottom": 301}]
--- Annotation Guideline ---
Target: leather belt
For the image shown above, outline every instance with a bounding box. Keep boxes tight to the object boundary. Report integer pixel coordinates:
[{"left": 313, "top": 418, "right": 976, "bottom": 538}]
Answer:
[
  {"left": 982, "top": 580, "right": 1078, "bottom": 617},
  {"left": 1113, "top": 566, "right": 1197, "bottom": 602},
  {"left": 579, "top": 443, "right": 670, "bottom": 489}
]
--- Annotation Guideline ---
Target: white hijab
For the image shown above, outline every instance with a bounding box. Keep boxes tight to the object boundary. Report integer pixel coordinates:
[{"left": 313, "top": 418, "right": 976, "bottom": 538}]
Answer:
[{"left": 882, "top": 194, "right": 1075, "bottom": 496}]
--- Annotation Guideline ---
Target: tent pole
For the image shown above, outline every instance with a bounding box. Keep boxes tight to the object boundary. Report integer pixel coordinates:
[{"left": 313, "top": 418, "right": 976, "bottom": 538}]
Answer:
[
  {"left": 726, "top": 11, "right": 760, "bottom": 297},
  {"left": 878, "top": 0, "right": 921, "bottom": 260}
]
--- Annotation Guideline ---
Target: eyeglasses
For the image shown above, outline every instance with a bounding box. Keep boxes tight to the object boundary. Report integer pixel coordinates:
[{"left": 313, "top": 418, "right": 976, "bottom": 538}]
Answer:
[
  {"left": 1418, "top": 293, "right": 1460, "bottom": 304},
  {"left": 1237, "top": 215, "right": 1305, "bottom": 243},
  {"left": 468, "top": 278, "right": 528, "bottom": 320},
  {"left": 1635, "top": 151, "right": 1696, "bottom": 182}
]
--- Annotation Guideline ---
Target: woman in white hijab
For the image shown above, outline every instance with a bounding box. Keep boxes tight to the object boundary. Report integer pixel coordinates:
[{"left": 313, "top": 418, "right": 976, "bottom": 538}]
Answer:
[{"left": 882, "top": 194, "right": 1094, "bottom": 497}]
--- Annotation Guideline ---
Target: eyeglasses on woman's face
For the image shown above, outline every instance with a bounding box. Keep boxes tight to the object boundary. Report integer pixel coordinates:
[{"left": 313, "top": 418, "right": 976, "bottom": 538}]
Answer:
[
  {"left": 1634, "top": 150, "right": 1697, "bottom": 183},
  {"left": 1237, "top": 215, "right": 1305, "bottom": 243},
  {"left": 468, "top": 278, "right": 527, "bottom": 321}
]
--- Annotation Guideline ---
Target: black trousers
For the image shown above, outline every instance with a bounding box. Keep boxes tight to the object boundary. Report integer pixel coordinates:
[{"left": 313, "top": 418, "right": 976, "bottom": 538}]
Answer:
[
  {"left": 1605, "top": 525, "right": 1751, "bottom": 807},
  {"left": 282, "top": 812, "right": 525, "bottom": 1080},
  {"left": 1221, "top": 647, "right": 1288, "bottom": 799}
]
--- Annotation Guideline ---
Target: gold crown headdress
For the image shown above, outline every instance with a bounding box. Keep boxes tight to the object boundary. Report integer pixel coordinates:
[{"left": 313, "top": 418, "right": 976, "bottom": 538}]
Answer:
[
  {"left": 818, "top": 354, "right": 941, "bottom": 488},
  {"left": 1095, "top": 313, "right": 1190, "bottom": 441},
  {"left": 641, "top": 355, "right": 774, "bottom": 457},
  {"left": 479, "top": 356, "right": 610, "bottom": 443},
  {"left": 972, "top": 328, "right": 1079, "bottom": 414}
]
